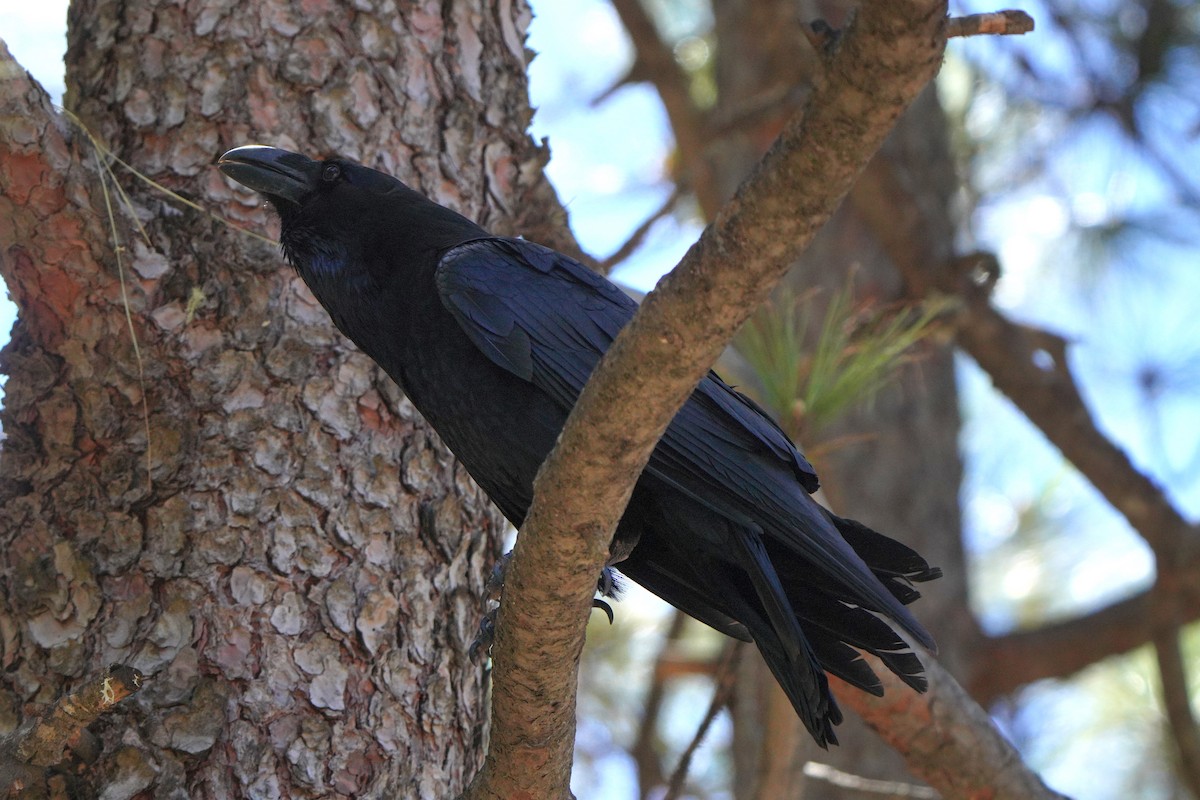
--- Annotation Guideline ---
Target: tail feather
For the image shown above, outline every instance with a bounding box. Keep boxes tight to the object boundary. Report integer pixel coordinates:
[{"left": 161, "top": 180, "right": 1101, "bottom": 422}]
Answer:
[
  {"left": 615, "top": 493, "right": 941, "bottom": 748},
  {"left": 827, "top": 512, "right": 943, "bottom": 587},
  {"left": 787, "top": 584, "right": 930, "bottom": 693},
  {"left": 731, "top": 524, "right": 836, "bottom": 740},
  {"left": 748, "top": 617, "right": 842, "bottom": 748},
  {"left": 619, "top": 534, "right": 842, "bottom": 746},
  {"left": 806, "top": 634, "right": 883, "bottom": 696}
]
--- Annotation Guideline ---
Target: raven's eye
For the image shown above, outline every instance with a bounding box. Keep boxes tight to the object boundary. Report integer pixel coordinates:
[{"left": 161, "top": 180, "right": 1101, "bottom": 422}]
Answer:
[{"left": 321, "top": 163, "right": 341, "bottom": 183}]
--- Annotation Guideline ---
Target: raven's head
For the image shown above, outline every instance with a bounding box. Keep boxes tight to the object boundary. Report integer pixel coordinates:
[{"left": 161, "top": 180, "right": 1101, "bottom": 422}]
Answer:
[{"left": 218, "top": 146, "right": 483, "bottom": 292}]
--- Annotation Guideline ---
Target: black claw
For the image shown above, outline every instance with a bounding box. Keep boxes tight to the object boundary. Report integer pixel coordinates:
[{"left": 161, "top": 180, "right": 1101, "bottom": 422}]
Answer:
[
  {"left": 592, "top": 598, "right": 615, "bottom": 624},
  {"left": 484, "top": 552, "right": 513, "bottom": 601},
  {"left": 469, "top": 611, "right": 496, "bottom": 664},
  {"left": 471, "top": 554, "right": 623, "bottom": 660}
]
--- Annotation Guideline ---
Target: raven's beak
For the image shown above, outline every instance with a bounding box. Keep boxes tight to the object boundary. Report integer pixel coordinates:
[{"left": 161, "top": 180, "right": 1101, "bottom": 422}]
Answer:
[{"left": 218, "top": 145, "right": 317, "bottom": 205}]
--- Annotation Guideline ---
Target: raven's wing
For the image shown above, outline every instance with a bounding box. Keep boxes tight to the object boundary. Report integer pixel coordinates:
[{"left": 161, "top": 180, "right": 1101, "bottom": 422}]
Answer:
[
  {"left": 435, "top": 238, "right": 821, "bottom": 483},
  {"left": 435, "top": 237, "right": 933, "bottom": 649}
]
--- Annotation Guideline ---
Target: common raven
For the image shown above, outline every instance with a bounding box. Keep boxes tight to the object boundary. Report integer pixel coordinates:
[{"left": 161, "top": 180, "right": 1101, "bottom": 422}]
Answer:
[{"left": 218, "top": 145, "right": 940, "bottom": 746}]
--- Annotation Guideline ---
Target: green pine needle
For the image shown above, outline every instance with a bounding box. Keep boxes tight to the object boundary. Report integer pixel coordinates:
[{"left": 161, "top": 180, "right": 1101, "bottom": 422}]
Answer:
[{"left": 737, "top": 280, "right": 951, "bottom": 438}]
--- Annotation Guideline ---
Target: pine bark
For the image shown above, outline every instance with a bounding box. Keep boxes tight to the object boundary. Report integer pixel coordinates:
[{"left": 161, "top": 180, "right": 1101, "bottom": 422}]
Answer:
[{"left": 0, "top": 2, "right": 559, "bottom": 796}]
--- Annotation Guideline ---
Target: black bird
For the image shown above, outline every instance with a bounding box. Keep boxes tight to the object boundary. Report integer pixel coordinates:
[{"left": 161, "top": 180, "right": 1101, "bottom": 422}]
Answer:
[{"left": 218, "top": 145, "right": 940, "bottom": 746}]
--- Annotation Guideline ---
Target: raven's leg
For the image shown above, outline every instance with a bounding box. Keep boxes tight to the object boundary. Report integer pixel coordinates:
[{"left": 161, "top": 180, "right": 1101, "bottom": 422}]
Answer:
[{"left": 468, "top": 551, "right": 623, "bottom": 663}]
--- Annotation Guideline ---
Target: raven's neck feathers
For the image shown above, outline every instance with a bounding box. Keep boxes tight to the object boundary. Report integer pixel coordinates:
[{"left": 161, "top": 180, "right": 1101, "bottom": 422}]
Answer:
[
  {"left": 274, "top": 180, "right": 488, "bottom": 368},
  {"left": 278, "top": 182, "right": 487, "bottom": 289}
]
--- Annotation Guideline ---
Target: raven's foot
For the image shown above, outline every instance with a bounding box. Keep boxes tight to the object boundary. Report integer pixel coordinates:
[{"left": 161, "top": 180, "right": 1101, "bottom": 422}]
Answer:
[{"left": 469, "top": 552, "right": 623, "bottom": 663}]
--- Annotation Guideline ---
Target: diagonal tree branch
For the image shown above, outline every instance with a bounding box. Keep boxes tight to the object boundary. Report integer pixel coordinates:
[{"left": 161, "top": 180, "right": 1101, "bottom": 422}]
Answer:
[
  {"left": 850, "top": 136, "right": 1200, "bottom": 706},
  {"left": 947, "top": 10, "right": 1035, "bottom": 38},
  {"left": 832, "top": 654, "right": 1069, "bottom": 799},
  {"left": 599, "top": 184, "right": 683, "bottom": 274},
  {"left": 461, "top": 4, "right": 1059, "bottom": 798},
  {"left": 631, "top": 610, "right": 686, "bottom": 798},
  {"left": 967, "top": 579, "right": 1200, "bottom": 703},
  {"left": 953, "top": 296, "right": 1200, "bottom": 562},
  {"left": 662, "top": 643, "right": 740, "bottom": 800},
  {"left": 852, "top": 151, "right": 1200, "bottom": 566}
]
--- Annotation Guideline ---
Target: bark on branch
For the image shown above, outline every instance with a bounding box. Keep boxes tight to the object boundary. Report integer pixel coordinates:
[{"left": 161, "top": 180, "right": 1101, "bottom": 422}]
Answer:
[
  {"left": 0, "top": 40, "right": 99, "bottom": 354},
  {"left": 833, "top": 654, "right": 1069, "bottom": 799},
  {"left": 0, "top": 665, "right": 143, "bottom": 797},
  {"left": 465, "top": 4, "right": 955, "bottom": 798},
  {"left": 946, "top": 10, "right": 1035, "bottom": 38},
  {"left": 968, "top": 580, "right": 1200, "bottom": 702}
]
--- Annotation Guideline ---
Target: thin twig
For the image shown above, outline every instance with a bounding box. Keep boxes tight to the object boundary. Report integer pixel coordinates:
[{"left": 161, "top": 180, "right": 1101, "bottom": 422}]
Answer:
[
  {"left": 607, "top": 0, "right": 719, "bottom": 219},
  {"left": 662, "top": 643, "right": 741, "bottom": 800},
  {"left": 92, "top": 147, "right": 154, "bottom": 493},
  {"left": 947, "top": 10, "right": 1035, "bottom": 38},
  {"left": 803, "top": 762, "right": 939, "bottom": 798},
  {"left": 1152, "top": 597, "right": 1200, "bottom": 797},
  {"left": 599, "top": 186, "right": 683, "bottom": 274},
  {"left": 60, "top": 109, "right": 278, "bottom": 247},
  {"left": 632, "top": 611, "right": 687, "bottom": 798}
]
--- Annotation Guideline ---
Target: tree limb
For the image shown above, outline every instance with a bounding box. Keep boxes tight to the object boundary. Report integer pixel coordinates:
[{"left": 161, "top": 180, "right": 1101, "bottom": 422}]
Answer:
[
  {"left": 607, "top": 0, "right": 721, "bottom": 218},
  {"left": 463, "top": 4, "right": 952, "bottom": 797},
  {"left": 947, "top": 10, "right": 1035, "bottom": 38},
  {"left": 0, "top": 40, "right": 99, "bottom": 353},
  {"left": 850, "top": 139, "right": 1200, "bottom": 702},
  {"left": 855, "top": 149, "right": 1200, "bottom": 567},
  {"left": 0, "top": 665, "right": 143, "bottom": 796},
  {"left": 967, "top": 581, "right": 1199, "bottom": 703},
  {"left": 833, "top": 654, "right": 1070, "bottom": 799},
  {"left": 954, "top": 297, "right": 1200, "bottom": 563}
]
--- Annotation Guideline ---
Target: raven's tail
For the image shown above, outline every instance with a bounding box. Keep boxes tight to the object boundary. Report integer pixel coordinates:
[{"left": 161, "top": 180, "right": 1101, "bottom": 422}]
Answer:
[
  {"left": 772, "top": 512, "right": 940, "bottom": 695},
  {"left": 730, "top": 512, "right": 940, "bottom": 746},
  {"left": 826, "top": 512, "right": 943, "bottom": 607},
  {"left": 616, "top": 508, "right": 940, "bottom": 747}
]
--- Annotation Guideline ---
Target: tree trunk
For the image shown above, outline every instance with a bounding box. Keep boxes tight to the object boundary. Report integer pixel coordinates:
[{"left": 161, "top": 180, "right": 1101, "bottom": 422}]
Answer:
[{"left": 0, "top": 2, "right": 560, "bottom": 796}]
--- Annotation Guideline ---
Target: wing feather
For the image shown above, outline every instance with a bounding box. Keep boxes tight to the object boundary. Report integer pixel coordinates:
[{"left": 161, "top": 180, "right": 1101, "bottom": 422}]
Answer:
[{"left": 435, "top": 237, "right": 934, "bottom": 650}]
